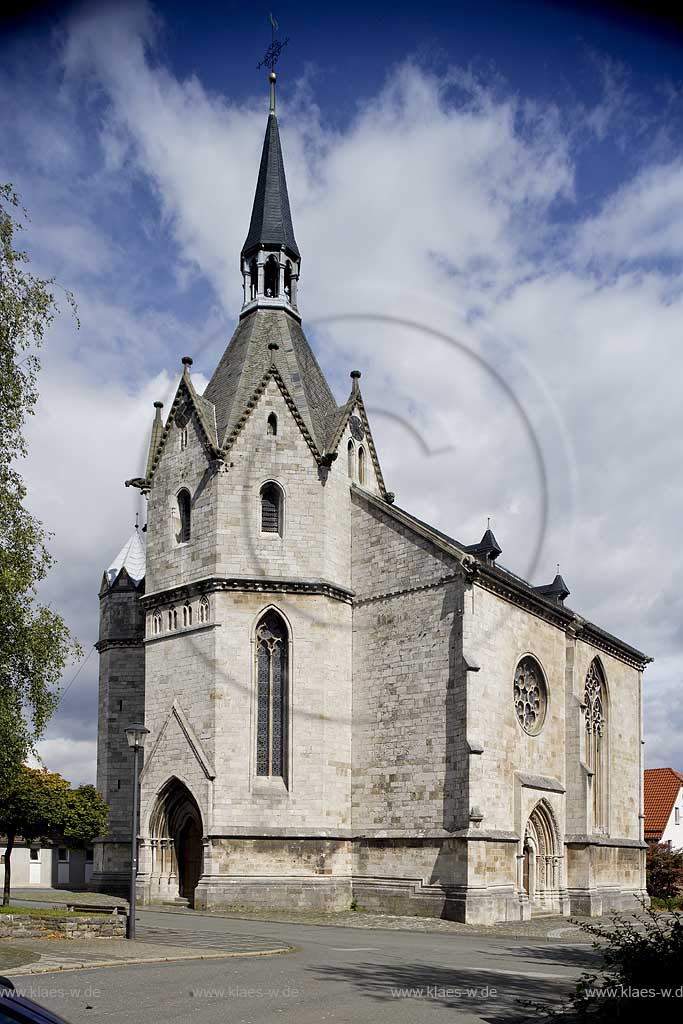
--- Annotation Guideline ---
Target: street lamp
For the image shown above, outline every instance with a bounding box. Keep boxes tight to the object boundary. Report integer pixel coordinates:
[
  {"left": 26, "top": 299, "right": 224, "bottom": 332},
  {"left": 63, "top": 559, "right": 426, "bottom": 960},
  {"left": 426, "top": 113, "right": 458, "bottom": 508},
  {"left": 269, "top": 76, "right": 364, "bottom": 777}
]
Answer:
[{"left": 124, "top": 723, "right": 149, "bottom": 940}]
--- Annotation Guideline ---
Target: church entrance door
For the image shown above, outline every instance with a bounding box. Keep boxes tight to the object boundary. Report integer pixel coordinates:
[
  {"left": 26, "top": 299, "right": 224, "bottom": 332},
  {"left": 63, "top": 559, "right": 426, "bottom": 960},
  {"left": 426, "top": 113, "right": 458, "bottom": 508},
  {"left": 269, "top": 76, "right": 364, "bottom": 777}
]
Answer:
[
  {"left": 149, "top": 778, "right": 204, "bottom": 907},
  {"left": 522, "top": 801, "right": 562, "bottom": 915},
  {"left": 177, "top": 817, "right": 203, "bottom": 900}
]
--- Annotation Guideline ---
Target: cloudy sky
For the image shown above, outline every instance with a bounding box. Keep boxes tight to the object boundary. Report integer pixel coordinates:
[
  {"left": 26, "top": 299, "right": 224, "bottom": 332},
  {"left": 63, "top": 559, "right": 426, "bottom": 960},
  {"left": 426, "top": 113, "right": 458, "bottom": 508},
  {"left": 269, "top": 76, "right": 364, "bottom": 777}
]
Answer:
[{"left": 1, "top": 0, "right": 682, "bottom": 783}]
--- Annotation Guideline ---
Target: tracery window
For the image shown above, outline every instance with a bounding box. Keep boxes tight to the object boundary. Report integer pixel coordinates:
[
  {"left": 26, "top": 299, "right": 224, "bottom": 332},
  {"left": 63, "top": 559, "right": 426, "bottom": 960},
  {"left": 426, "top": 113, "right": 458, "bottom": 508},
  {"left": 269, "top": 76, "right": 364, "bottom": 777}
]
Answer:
[
  {"left": 152, "top": 609, "right": 162, "bottom": 635},
  {"left": 255, "top": 610, "right": 288, "bottom": 779},
  {"left": 199, "top": 597, "right": 209, "bottom": 624},
  {"left": 183, "top": 603, "right": 192, "bottom": 628},
  {"left": 585, "top": 658, "right": 608, "bottom": 832},
  {"left": 260, "top": 482, "right": 282, "bottom": 535},
  {"left": 514, "top": 656, "right": 548, "bottom": 735},
  {"left": 168, "top": 606, "right": 178, "bottom": 631}
]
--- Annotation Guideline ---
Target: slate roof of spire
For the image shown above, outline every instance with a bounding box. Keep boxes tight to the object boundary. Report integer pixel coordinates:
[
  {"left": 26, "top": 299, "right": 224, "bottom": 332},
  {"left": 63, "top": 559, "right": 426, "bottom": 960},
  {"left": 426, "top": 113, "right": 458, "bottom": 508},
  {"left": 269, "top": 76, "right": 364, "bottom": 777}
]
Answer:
[
  {"left": 203, "top": 308, "right": 337, "bottom": 451},
  {"left": 242, "top": 112, "right": 300, "bottom": 259},
  {"left": 466, "top": 527, "right": 502, "bottom": 562},
  {"left": 106, "top": 528, "right": 146, "bottom": 586},
  {"left": 534, "top": 573, "right": 570, "bottom": 603}
]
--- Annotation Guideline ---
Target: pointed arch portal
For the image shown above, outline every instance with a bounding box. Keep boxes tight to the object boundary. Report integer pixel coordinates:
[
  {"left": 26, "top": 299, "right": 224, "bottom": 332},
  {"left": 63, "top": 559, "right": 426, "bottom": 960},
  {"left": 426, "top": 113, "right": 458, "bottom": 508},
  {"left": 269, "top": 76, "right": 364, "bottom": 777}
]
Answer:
[
  {"left": 148, "top": 778, "right": 204, "bottom": 906},
  {"left": 521, "top": 801, "right": 563, "bottom": 913}
]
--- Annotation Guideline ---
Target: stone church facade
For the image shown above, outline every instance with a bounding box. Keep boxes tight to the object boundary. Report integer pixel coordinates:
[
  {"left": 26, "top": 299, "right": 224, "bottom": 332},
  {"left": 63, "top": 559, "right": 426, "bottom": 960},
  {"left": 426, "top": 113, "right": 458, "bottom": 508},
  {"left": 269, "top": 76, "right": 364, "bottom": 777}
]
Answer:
[{"left": 92, "top": 73, "right": 650, "bottom": 924}]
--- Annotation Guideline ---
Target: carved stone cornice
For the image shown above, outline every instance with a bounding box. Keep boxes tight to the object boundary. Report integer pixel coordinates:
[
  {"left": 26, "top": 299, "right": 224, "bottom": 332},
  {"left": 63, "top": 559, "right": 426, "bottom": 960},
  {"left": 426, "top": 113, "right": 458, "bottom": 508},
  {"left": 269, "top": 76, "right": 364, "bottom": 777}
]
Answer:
[
  {"left": 95, "top": 637, "right": 144, "bottom": 653},
  {"left": 141, "top": 575, "right": 355, "bottom": 608}
]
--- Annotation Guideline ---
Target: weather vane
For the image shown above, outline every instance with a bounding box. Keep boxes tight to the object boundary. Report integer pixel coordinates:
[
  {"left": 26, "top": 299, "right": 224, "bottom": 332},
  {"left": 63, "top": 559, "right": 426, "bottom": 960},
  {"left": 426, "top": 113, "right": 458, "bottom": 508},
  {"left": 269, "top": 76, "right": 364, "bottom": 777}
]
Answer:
[{"left": 257, "top": 13, "right": 289, "bottom": 71}]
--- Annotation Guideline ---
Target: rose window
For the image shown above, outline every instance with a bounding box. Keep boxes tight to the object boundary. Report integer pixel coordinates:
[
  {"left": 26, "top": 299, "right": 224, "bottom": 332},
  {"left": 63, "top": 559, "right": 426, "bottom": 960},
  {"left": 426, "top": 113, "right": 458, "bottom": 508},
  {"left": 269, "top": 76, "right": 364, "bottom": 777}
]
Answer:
[{"left": 514, "top": 657, "right": 547, "bottom": 735}]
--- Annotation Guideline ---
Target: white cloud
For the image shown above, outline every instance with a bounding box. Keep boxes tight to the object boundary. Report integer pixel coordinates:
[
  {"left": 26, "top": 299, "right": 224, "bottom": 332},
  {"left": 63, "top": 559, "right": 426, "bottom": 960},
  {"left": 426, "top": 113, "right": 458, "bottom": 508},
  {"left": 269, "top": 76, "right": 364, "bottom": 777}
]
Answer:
[
  {"left": 33, "top": 738, "right": 98, "bottom": 788},
  {"left": 576, "top": 160, "right": 683, "bottom": 265}
]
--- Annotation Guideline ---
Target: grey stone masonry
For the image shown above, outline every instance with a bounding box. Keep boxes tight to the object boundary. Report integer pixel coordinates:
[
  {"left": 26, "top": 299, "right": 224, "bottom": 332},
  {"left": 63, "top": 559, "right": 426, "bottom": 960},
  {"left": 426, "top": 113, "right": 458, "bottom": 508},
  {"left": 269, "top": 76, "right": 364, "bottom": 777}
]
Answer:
[{"left": 90, "top": 567, "right": 145, "bottom": 896}]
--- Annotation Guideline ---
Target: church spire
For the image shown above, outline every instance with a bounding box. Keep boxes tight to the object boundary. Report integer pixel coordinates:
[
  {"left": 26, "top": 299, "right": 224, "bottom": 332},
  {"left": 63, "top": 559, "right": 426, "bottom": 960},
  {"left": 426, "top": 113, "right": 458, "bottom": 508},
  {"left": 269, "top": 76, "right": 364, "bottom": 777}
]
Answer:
[{"left": 241, "top": 29, "right": 300, "bottom": 316}]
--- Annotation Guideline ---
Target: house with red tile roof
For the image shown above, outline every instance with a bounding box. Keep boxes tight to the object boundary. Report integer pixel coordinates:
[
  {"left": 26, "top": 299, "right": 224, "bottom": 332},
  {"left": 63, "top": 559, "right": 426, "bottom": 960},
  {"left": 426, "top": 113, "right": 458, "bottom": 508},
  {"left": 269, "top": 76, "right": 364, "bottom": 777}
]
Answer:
[{"left": 644, "top": 768, "right": 683, "bottom": 847}]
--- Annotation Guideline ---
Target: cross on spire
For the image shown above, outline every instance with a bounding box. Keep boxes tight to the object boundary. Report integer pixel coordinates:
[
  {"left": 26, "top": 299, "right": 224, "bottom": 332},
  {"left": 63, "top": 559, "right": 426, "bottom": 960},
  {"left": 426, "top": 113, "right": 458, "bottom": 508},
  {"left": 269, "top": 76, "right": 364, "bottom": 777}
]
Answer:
[{"left": 257, "top": 13, "right": 289, "bottom": 72}]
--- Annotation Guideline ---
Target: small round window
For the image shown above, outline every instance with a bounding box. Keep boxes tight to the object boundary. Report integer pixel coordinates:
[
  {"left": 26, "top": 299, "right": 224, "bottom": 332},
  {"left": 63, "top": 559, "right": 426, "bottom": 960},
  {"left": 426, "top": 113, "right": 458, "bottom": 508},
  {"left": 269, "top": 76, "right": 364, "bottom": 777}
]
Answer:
[{"left": 514, "top": 656, "right": 547, "bottom": 735}]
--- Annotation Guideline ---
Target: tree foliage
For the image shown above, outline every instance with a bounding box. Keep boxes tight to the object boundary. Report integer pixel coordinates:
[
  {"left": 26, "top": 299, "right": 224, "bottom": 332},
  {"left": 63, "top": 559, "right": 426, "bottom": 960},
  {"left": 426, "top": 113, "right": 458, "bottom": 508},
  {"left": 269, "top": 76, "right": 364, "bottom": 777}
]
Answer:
[
  {"left": 0, "top": 183, "right": 81, "bottom": 790},
  {"left": 646, "top": 842, "right": 683, "bottom": 899},
  {"left": 0, "top": 765, "right": 109, "bottom": 904},
  {"left": 572, "top": 900, "right": 683, "bottom": 1018}
]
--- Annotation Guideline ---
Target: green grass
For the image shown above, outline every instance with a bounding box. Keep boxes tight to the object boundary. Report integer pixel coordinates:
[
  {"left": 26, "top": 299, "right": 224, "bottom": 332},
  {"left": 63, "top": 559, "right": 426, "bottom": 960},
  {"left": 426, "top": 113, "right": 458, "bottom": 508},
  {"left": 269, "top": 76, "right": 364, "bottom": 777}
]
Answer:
[
  {"left": 0, "top": 903, "right": 93, "bottom": 917},
  {"left": 650, "top": 895, "right": 683, "bottom": 911}
]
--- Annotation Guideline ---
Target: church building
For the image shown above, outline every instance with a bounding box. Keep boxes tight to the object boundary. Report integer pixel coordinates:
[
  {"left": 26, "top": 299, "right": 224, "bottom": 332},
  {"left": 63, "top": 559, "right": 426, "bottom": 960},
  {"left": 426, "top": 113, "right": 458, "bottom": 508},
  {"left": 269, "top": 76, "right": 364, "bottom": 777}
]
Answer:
[{"left": 93, "top": 69, "right": 650, "bottom": 924}]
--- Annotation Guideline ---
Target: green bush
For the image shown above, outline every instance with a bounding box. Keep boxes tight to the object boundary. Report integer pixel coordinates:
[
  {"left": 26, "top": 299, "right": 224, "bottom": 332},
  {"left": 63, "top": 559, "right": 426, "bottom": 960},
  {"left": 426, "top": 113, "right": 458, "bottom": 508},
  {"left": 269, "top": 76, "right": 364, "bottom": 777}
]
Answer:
[
  {"left": 572, "top": 900, "right": 683, "bottom": 1018},
  {"left": 646, "top": 843, "right": 683, "bottom": 899}
]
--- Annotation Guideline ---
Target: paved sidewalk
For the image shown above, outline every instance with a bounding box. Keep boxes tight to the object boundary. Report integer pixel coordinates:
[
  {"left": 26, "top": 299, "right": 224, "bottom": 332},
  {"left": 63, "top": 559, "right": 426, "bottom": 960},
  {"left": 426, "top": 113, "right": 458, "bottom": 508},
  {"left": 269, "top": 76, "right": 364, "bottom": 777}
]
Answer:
[
  {"left": 8, "top": 886, "right": 635, "bottom": 941},
  {"left": 0, "top": 925, "right": 291, "bottom": 976},
  {"left": 139, "top": 905, "right": 600, "bottom": 941}
]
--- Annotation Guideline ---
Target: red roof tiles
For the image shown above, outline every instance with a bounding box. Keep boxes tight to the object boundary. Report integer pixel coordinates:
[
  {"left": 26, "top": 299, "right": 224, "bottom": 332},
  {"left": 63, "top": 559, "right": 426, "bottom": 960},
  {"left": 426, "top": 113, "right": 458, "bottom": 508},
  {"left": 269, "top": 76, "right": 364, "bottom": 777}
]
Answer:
[{"left": 644, "top": 767, "right": 683, "bottom": 842}]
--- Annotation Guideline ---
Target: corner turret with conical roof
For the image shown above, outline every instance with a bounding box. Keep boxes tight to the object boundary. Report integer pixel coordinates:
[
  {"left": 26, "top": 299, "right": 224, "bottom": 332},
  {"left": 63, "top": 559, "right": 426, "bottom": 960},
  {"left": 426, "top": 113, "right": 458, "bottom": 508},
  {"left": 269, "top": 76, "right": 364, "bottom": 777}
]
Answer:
[{"left": 91, "top": 522, "right": 146, "bottom": 896}]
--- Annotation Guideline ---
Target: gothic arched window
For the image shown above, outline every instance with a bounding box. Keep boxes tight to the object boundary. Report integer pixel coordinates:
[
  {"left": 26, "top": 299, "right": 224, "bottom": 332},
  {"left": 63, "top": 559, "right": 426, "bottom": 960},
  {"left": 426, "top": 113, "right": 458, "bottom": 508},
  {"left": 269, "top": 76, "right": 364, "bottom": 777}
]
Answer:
[
  {"left": 177, "top": 489, "right": 191, "bottom": 543},
  {"left": 180, "top": 426, "right": 188, "bottom": 451},
  {"left": 514, "top": 656, "right": 548, "bottom": 735},
  {"left": 152, "top": 609, "right": 162, "bottom": 635},
  {"left": 168, "top": 606, "right": 178, "bottom": 631},
  {"left": 358, "top": 445, "right": 366, "bottom": 485},
  {"left": 199, "top": 597, "right": 209, "bottom": 624},
  {"left": 267, "top": 412, "right": 278, "bottom": 436},
  {"left": 183, "top": 603, "right": 192, "bottom": 628},
  {"left": 264, "top": 255, "right": 279, "bottom": 297},
  {"left": 347, "top": 439, "right": 355, "bottom": 478},
  {"left": 255, "top": 610, "right": 288, "bottom": 779},
  {"left": 249, "top": 258, "right": 258, "bottom": 299},
  {"left": 260, "top": 482, "right": 283, "bottom": 535},
  {"left": 585, "top": 658, "right": 609, "bottom": 832},
  {"left": 284, "top": 260, "right": 292, "bottom": 301}
]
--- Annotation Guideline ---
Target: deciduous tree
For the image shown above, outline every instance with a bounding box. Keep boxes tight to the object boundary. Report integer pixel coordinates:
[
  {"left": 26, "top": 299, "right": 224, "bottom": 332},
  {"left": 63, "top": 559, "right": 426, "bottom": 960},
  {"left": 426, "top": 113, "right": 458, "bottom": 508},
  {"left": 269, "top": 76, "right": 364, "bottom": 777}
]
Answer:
[
  {"left": 0, "top": 765, "right": 109, "bottom": 904},
  {"left": 0, "top": 184, "right": 81, "bottom": 790}
]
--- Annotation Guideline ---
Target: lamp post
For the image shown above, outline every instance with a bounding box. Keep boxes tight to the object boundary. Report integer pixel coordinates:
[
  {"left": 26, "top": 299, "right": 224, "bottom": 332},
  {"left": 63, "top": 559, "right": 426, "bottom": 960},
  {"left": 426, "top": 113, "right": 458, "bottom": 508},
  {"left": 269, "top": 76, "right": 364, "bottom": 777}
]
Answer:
[{"left": 124, "top": 724, "right": 149, "bottom": 940}]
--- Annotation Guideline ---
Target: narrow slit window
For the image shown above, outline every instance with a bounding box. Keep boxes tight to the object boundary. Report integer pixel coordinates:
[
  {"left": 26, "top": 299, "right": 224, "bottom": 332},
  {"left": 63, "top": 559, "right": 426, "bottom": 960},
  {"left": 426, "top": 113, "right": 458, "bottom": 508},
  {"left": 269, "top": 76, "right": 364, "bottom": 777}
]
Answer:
[
  {"left": 347, "top": 439, "right": 355, "bottom": 478},
  {"left": 177, "top": 489, "right": 191, "bottom": 543},
  {"left": 260, "top": 483, "right": 282, "bottom": 535},
  {"left": 267, "top": 412, "right": 278, "bottom": 436},
  {"left": 358, "top": 445, "right": 366, "bottom": 485}
]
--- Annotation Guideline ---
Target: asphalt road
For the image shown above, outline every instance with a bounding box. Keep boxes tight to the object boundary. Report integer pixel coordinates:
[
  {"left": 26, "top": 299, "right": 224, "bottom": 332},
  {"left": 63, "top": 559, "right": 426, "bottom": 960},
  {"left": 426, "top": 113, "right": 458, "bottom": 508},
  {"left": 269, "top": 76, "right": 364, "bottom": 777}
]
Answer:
[{"left": 16, "top": 909, "right": 599, "bottom": 1023}]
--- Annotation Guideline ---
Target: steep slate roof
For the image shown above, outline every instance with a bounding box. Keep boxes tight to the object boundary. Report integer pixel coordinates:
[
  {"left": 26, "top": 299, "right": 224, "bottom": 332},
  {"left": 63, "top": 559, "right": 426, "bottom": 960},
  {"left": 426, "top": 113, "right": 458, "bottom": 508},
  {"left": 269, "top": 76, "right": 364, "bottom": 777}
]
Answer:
[
  {"left": 242, "top": 112, "right": 300, "bottom": 259},
  {"left": 203, "top": 308, "right": 337, "bottom": 451},
  {"left": 644, "top": 767, "right": 683, "bottom": 842},
  {"left": 352, "top": 487, "right": 650, "bottom": 670},
  {"left": 106, "top": 528, "right": 146, "bottom": 586}
]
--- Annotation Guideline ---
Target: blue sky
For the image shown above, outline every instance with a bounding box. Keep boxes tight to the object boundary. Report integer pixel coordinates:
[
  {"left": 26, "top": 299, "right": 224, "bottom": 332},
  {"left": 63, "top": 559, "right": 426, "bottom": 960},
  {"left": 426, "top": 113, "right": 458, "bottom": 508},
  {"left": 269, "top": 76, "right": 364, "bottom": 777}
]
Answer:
[{"left": 1, "top": 0, "right": 682, "bottom": 782}]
